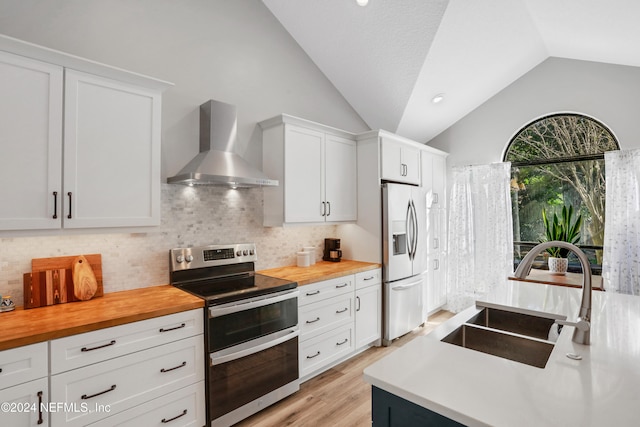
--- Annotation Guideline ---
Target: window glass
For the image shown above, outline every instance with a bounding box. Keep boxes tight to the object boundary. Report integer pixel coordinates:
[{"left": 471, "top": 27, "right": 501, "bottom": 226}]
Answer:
[{"left": 504, "top": 114, "right": 619, "bottom": 274}]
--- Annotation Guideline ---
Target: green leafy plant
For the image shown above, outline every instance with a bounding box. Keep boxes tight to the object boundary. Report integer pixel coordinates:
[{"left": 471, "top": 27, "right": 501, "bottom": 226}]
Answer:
[{"left": 541, "top": 205, "right": 583, "bottom": 258}]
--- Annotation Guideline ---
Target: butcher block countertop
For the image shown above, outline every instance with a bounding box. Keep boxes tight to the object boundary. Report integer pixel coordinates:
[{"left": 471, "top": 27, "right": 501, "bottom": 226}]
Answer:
[
  {"left": 259, "top": 259, "right": 380, "bottom": 286},
  {"left": 0, "top": 285, "right": 204, "bottom": 351}
]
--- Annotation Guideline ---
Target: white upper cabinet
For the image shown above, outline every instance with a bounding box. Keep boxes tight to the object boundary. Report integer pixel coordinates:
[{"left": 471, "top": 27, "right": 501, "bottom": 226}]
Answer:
[
  {"left": 0, "top": 35, "right": 171, "bottom": 232},
  {"left": 380, "top": 136, "right": 421, "bottom": 185},
  {"left": 261, "top": 115, "right": 357, "bottom": 226},
  {"left": 0, "top": 51, "right": 63, "bottom": 230},
  {"left": 63, "top": 70, "right": 161, "bottom": 228}
]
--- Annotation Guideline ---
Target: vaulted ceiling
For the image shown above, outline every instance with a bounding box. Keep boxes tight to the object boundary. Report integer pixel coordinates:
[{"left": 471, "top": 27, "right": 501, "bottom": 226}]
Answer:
[{"left": 263, "top": 0, "right": 640, "bottom": 143}]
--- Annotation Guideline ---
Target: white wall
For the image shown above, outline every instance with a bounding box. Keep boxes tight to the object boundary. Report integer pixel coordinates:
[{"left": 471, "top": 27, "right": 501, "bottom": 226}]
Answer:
[
  {"left": 427, "top": 57, "right": 640, "bottom": 167},
  {"left": 0, "top": 0, "right": 370, "bottom": 305}
]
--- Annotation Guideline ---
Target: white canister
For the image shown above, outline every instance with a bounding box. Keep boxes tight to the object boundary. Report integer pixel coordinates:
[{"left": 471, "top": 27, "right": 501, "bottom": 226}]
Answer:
[
  {"left": 297, "top": 251, "right": 311, "bottom": 267},
  {"left": 302, "top": 246, "right": 316, "bottom": 265}
]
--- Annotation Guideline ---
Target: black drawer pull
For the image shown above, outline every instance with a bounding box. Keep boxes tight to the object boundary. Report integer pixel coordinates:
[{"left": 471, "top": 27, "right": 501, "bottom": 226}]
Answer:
[
  {"left": 81, "top": 340, "right": 116, "bottom": 352},
  {"left": 306, "top": 351, "right": 321, "bottom": 359},
  {"left": 306, "top": 317, "right": 320, "bottom": 324},
  {"left": 0, "top": 368, "right": 3, "bottom": 373},
  {"left": 159, "top": 323, "right": 186, "bottom": 333},
  {"left": 162, "top": 409, "right": 188, "bottom": 423},
  {"left": 335, "top": 283, "right": 348, "bottom": 289},
  {"left": 306, "top": 290, "right": 320, "bottom": 296},
  {"left": 37, "top": 391, "right": 43, "bottom": 425},
  {"left": 67, "top": 192, "right": 72, "bottom": 219},
  {"left": 160, "top": 361, "right": 187, "bottom": 373},
  {"left": 336, "top": 307, "right": 348, "bottom": 314},
  {"left": 52, "top": 191, "right": 58, "bottom": 219},
  {"left": 81, "top": 384, "right": 116, "bottom": 400},
  {"left": 363, "top": 276, "right": 375, "bottom": 281},
  {"left": 336, "top": 338, "right": 348, "bottom": 346}
]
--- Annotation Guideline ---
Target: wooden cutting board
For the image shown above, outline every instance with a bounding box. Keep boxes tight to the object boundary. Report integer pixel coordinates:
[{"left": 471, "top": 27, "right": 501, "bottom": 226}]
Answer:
[{"left": 23, "top": 254, "right": 103, "bottom": 309}]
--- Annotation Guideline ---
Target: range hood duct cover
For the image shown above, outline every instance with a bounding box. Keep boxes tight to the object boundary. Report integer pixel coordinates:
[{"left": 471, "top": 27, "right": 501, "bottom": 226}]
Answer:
[{"left": 167, "top": 100, "right": 278, "bottom": 187}]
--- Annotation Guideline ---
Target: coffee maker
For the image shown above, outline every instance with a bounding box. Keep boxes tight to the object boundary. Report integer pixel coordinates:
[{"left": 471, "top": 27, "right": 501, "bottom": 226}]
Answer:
[{"left": 323, "top": 238, "right": 342, "bottom": 262}]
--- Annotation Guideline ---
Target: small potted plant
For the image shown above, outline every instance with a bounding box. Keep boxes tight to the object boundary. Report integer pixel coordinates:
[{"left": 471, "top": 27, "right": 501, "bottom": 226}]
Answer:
[{"left": 541, "top": 205, "right": 582, "bottom": 275}]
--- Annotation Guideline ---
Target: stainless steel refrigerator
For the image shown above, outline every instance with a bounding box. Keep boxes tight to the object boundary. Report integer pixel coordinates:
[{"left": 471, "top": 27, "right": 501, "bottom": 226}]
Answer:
[{"left": 382, "top": 182, "right": 427, "bottom": 346}]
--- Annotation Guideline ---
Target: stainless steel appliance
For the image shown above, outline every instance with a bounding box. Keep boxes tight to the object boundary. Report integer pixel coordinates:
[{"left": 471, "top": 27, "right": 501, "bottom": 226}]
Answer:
[
  {"left": 169, "top": 243, "right": 299, "bottom": 427},
  {"left": 322, "top": 238, "right": 342, "bottom": 262},
  {"left": 382, "top": 182, "right": 427, "bottom": 346}
]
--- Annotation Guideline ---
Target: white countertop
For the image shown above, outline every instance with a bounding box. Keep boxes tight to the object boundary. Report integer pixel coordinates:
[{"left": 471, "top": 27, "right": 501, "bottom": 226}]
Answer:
[{"left": 363, "top": 281, "right": 640, "bottom": 427}]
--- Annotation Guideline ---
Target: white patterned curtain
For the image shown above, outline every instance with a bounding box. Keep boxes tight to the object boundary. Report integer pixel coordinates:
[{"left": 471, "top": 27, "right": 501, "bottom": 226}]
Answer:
[
  {"left": 602, "top": 149, "right": 640, "bottom": 295},
  {"left": 445, "top": 163, "right": 514, "bottom": 313}
]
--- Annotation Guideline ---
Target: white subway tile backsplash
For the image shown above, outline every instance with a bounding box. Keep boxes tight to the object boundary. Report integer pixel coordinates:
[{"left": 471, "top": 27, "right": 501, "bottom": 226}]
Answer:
[{"left": 0, "top": 184, "right": 336, "bottom": 306}]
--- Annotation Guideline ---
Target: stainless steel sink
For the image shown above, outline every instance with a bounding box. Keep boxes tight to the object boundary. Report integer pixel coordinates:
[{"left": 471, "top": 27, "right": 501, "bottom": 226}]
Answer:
[
  {"left": 467, "top": 306, "right": 561, "bottom": 341},
  {"left": 441, "top": 304, "right": 566, "bottom": 369}
]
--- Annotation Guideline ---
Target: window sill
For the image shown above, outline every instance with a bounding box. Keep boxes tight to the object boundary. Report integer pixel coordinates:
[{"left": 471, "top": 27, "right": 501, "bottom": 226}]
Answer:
[{"left": 509, "top": 268, "right": 604, "bottom": 291}]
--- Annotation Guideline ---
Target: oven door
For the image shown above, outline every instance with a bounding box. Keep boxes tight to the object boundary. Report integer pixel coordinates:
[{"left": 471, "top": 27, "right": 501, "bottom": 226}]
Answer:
[
  {"left": 209, "top": 327, "right": 299, "bottom": 423},
  {"left": 208, "top": 289, "right": 298, "bottom": 352}
]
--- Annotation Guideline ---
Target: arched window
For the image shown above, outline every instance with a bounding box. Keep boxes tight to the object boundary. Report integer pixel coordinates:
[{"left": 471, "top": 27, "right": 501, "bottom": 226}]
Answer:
[{"left": 503, "top": 113, "right": 619, "bottom": 274}]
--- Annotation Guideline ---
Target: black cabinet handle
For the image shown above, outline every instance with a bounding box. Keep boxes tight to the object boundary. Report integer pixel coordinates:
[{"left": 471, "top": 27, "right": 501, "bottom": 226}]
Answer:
[
  {"left": 306, "top": 351, "right": 321, "bottom": 359},
  {"left": 335, "top": 283, "right": 348, "bottom": 289},
  {"left": 356, "top": 296, "right": 361, "bottom": 312},
  {"left": 306, "top": 290, "right": 320, "bottom": 296},
  {"left": 52, "top": 191, "right": 58, "bottom": 219},
  {"left": 37, "top": 391, "right": 43, "bottom": 425},
  {"left": 162, "top": 409, "right": 188, "bottom": 424},
  {"left": 159, "top": 323, "right": 186, "bottom": 333},
  {"left": 327, "top": 201, "right": 331, "bottom": 216},
  {"left": 306, "top": 317, "right": 320, "bottom": 324},
  {"left": 336, "top": 338, "right": 348, "bottom": 346},
  {"left": 67, "top": 192, "right": 72, "bottom": 219},
  {"left": 321, "top": 201, "right": 326, "bottom": 216},
  {"left": 160, "top": 361, "right": 186, "bottom": 373},
  {"left": 336, "top": 307, "right": 348, "bottom": 314},
  {"left": 363, "top": 276, "right": 375, "bottom": 281},
  {"left": 81, "top": 384, "right": 116, "bottom": 400},
  {"left": 81, "top": 340, "right": 116, "bottom": 352}
]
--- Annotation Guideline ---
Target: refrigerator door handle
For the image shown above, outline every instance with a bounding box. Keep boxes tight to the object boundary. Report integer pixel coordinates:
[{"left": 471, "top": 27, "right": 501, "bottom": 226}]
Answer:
[
  {"left": 405, "top": 201, "right": 413, "bottom": 260},
  {"left": 411, "top": 200, "right": 418, "bottom": 259}
]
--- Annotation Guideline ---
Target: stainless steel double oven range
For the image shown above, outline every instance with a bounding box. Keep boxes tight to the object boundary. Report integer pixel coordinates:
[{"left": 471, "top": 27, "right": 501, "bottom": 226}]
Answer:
[{"left": 170, "top": 243, "right": 299, "bottom": 427}]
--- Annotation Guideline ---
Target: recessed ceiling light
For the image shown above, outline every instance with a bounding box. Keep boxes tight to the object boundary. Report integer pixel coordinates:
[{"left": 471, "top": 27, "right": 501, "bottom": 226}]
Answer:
[
  {"left": 356, "top": 0, "right": 369, "bottom": 6},
  {"left": 432, "top": 93, "right": 445, "bottom": 104}
]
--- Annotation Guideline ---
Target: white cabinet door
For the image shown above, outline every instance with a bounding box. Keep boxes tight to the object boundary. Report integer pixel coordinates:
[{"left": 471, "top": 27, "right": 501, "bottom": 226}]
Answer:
[
  {"left": 284, "top": 125, "right": 325, "bottom": 223},
  {"left": 325, "top": 135, "right": 357, "bottom": 222},
  {"left": 355, "top": 283, "right": 381, "bottom": 348},
  {"left": 0, "top": 51, "right": 63, "bottom": 230},
  {"left": 0, "top": 378, "right": 48, "bottom": 426},
  {"left": 63, "top": 70, "right": 161, "bottom": 228},
  {"left": 381, "top": 138, "right": 420, "bottom": 185}
]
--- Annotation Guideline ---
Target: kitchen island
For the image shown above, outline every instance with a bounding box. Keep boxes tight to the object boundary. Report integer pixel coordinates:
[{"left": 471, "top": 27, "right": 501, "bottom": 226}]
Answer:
[{"left": 364, "top": 280, "right": 640, "bottom": 427}]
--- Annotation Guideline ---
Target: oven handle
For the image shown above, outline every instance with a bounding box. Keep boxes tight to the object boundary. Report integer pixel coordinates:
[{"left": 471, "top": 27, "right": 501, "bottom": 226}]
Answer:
[
  {"left": 210, "top": 327, "right": 299, "bottom": 366},
  {"left": 209, "top": 289, "right": 299, "bottom": 318}
]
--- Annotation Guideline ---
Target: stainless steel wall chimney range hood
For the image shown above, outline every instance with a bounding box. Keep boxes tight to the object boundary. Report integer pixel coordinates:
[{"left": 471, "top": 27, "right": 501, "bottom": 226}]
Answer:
[{"left": 167, "top": 100, "right": 278, "bottom": 187}]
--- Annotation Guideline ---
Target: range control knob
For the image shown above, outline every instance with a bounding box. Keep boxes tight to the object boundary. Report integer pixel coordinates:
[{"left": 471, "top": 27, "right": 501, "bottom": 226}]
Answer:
[
  {"left": 176, "top": 255, "right": 185, "bottom": 263},
  {"left": 236, "top": 250, "right": 242, "bottom": 257},
  {"left": 249, "top": 249, "right": 255, "bottom": 256},
  {"left": 243, "top": 250, "right": 249, "bottom": 256},
  {"left": 185, "top": 254, "right": 194, "bottom": 263}
]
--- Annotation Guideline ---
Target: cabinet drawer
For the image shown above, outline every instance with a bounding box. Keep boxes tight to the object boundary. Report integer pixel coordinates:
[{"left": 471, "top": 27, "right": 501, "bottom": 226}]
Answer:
[
  {"left": 299, "top": 324, "right": 353, "bottom": 379},
  {"left": 51, "top": 308, "right": 203, "bottom": 373},
  {"left": 87, "top": 381, "right": 205, "bottom": 427},
  {"left": 50, "top": 336, "right": 204, "bottom": 426},
  {"left": 355, "top": 268, "right": 381, "bottom": 289},
  {"left": 298, "top": 275, "right": 354, "bottom": 306},
  {"left": 0, "top": 377, "right": 49, "bottom": 426},
  {"left": 0, "top": 342, "right": 48, "bottom": 390},
  {"left": 299, "top": 294, "right": 352, "bottom": 341}
]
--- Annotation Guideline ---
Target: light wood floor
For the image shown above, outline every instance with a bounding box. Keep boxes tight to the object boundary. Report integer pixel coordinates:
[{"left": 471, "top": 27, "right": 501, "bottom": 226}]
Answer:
[{"left": 235, "top": 310, "right": 454, "bottom": 427}]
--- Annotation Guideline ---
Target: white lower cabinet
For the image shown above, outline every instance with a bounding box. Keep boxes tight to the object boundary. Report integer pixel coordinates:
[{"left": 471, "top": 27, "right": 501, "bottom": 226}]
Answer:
[
  {"left": 0, "top": 342, "right": 49, "bottom": 426},
  {"left": 87, "top": 382, "right": 205, "bottom": 427},
  {"left": 355, "top": 283, "right": 382, "bottom": 349},
  {"left": 298, "top": 269, "right": 381, "bottom": 381},
  {"left": 0, "top": 377, "right": 48, "bottom": 426}
]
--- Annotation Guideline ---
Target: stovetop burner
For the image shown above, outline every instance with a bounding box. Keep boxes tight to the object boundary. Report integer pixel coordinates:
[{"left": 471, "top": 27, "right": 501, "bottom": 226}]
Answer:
[{"left": 169, "top": 243, "right": 297, "bottom": 305}]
